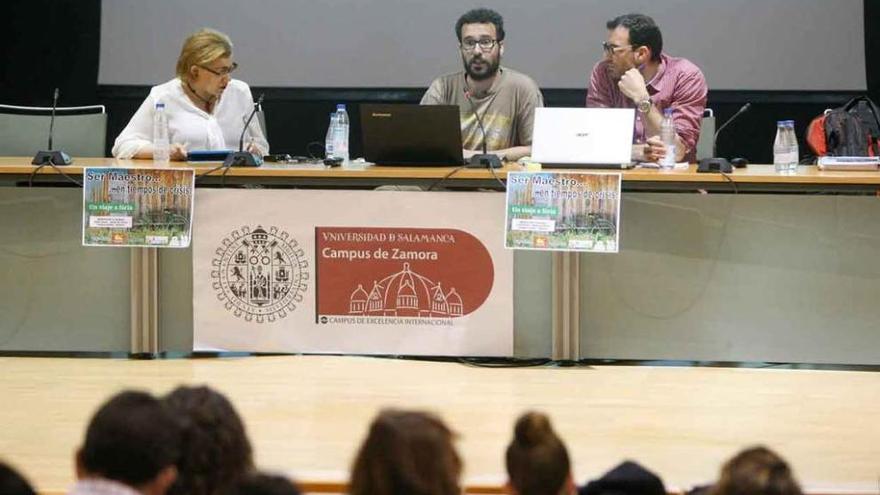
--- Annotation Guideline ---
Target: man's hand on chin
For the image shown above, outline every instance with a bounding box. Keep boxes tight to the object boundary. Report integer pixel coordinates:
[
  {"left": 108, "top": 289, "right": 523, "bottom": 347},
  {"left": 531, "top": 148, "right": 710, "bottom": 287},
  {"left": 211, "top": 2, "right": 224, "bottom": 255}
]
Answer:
[{"left": 618, "top": 67, "right": 649, "bottom": 103}]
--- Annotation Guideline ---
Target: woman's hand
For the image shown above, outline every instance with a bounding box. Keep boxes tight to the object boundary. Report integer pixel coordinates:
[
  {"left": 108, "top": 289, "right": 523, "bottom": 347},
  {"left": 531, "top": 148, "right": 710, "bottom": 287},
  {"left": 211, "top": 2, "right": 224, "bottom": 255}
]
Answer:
[
  {"left": 170, "top": 143, "right": 188, "bottom": 161},
  {"left": 246, "top": 141, "right": 264, "bottom": 157}
]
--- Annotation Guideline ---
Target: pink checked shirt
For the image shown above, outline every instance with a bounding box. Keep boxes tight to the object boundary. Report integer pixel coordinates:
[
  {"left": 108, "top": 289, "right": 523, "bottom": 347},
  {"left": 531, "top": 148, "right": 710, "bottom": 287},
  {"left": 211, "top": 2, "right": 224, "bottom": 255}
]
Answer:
[{"left": 587, "top": 53, "right": 708, "bottom": 162}]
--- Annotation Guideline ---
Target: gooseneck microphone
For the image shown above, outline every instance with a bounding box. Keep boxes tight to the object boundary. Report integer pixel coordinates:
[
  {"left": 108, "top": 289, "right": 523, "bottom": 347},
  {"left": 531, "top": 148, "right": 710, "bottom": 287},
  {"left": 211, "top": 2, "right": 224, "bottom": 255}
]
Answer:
[
  {"left": 712, "top": 103, "right": 751, "bottom": 158},
  {"left": 48, "top": 87, "right": 58, "bottom": 150},
  {"left": 698, "top": 102, "right": 752, "bottom": 173},
  {"left": 223, "top": 93, "right": 265, "bottom": 168},
  {"left": 463, "top": 88, "right": 502, "bottom": 169},
  {"left": 32, "top": 87, "right": 72, "bottom": 166},
  {"left": 239, "top": 93, "right": 264, "bottom": 152}
]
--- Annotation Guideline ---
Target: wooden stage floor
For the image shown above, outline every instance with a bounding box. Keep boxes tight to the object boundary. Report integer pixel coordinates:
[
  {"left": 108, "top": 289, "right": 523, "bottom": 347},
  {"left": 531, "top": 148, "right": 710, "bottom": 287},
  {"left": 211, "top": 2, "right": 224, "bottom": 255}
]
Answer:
[{"left": 0, "top": 355, "right": 877, "bottom": 494}]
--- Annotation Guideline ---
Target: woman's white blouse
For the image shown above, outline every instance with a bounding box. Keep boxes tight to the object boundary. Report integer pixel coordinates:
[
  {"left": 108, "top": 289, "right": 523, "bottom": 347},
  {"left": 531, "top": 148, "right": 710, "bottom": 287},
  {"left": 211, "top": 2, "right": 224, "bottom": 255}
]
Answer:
[{"left": 112, "top": 78, "right": 269, "bottom": 159}]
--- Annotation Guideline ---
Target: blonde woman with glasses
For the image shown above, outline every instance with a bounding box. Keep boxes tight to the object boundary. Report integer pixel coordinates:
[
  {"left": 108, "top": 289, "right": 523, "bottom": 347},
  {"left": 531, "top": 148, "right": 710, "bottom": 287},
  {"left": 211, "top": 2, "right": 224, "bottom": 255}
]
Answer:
[{"left": 113, "top": 28, "right": 268, "bottom": 160}]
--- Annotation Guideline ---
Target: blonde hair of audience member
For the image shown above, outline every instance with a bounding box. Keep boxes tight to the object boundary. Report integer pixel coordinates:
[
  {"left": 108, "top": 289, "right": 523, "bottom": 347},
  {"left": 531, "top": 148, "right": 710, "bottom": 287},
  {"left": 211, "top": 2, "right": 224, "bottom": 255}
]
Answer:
[
  {"left": 709, "top": 446, "right": 802, "bottom": 495},
  {"left": 350, "top": 409, "right": 462, "bottom": 495},
  {"left": 505, "top": 412, "right": 575, "bottom": 495}
]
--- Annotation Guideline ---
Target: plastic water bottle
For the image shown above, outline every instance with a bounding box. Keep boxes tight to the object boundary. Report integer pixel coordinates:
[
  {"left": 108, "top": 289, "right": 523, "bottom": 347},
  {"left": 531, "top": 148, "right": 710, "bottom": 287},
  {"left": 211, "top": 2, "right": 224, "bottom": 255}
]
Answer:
[
  {"left": 786, "top": 120, "right": 799, "bottom": 171},
  {"left": 153, "top": 102, "right": 170, "bottom": 164},
  {"left": 774, "top": 120, "right": 797, "bottom": 172},
  {"left": 773, "top": 121, "right": 786, "bottom": 171},
  {"left": 659, "top": 108, "right": 676, "bottom": 169},
  {"left": 333, "top": 104, "right": 350, "bottom": 165},
  {"left": 325, "top": 112, "right": 337, "bottom": 159}
]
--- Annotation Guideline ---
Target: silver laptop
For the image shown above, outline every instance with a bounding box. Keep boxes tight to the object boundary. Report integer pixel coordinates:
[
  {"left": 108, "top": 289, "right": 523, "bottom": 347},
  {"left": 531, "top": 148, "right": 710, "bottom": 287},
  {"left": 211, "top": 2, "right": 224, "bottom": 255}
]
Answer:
[{"left": 531, "top": 107, "right": 635, "bottom": 169}]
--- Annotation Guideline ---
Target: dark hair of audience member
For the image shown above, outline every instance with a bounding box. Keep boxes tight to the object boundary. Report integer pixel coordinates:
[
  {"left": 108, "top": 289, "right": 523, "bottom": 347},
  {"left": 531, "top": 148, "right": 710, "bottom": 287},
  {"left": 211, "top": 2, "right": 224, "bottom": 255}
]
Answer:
[
  {"left": 78, "top": 390, "right": 181, "bottom": 488},
  {"left": 0, "top": 461, "right": 36, "bottom": 495},
  {"left": 455, "top": 8, "right": 505, "bottom": 42},
  {"left": 349, "top": 409, "right": 462, "bottom": 495},
  {"left": 505, "top": 412, "right": 572, "bottom": 495},
  {"left": 709, "top": 446, "right": 803, "bottom": 495},
  {"left": 164, "top": 385, "right": 254, "bottom": 495},
  {"left": 222, "top": 473, "right": 301, "bottom": 495},
  {"left": 606, "top": 13, "right": 663, "bottom": 62}
]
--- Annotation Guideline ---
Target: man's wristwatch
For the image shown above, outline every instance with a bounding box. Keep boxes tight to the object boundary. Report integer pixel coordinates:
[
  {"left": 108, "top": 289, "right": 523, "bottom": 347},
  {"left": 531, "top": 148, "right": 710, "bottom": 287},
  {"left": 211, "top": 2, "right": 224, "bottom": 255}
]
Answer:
[{"left": 636, "top": 97, "right": 652, "bottom": 114}]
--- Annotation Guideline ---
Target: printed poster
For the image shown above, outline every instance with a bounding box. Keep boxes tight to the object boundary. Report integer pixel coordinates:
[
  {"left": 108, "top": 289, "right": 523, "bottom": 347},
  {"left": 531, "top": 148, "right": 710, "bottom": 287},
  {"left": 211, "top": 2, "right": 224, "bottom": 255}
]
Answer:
[
  {"left": 82, "top": 167, "right": 194, "bottom": 247},
  {"left": 505, "top": 171, "right": 621, "bottom": 253},
  {"left": 193, "top": 189, "right": 513, "bottom": 356}
]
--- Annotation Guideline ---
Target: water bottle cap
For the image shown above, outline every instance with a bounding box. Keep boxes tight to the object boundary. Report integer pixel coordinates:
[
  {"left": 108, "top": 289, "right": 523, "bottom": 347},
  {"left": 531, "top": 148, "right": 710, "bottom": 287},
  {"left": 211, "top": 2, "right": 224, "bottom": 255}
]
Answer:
[
  {"left": 156, "top": 102, "right": 165, "bottom": 109},
  {"left": 777, "top": 120, "right": 786, "bottom": 125},
  {"left": 663, "top": 108, "right": 673, "bottom": 116},
  {"left": 336, "top": 104, "right": 346, "bottom": 111}
]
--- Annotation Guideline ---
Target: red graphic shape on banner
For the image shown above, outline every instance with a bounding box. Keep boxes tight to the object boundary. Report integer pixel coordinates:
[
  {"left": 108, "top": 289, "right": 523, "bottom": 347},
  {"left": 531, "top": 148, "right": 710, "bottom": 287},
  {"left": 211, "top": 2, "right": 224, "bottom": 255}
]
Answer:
[{"left": 316, "top": 227, "right": 495, "bottom": 318}]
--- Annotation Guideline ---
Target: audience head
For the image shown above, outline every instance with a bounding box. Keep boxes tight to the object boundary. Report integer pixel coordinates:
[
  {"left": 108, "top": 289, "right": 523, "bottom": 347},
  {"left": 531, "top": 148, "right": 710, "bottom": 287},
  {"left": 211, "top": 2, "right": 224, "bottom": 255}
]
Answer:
[
  {"left": 164, "top": 385, "right": 254, "bottom": 495},
  {"left": 579, "top": 460, "right": 666, "bottom": 495},
  {"left": 223, "top": 473, "right": 301, "bottom": 495},
  {"left": 505, "top": 411, "right": 573, "bottom": 495},
  {"left": 350, "top": 409, "right": 462, "bottom": 495},
  {"left": 77, "top": 390, "right": 181, "bottom": 494},
  {"left": 709, "top": 446, "right": 802, "bottom": 495},
  {"left": 0, "top": 461, "right": 36, "bottom": 495},
  {"left": 175, "top": 28, "right": 237, "bottom": 101}
]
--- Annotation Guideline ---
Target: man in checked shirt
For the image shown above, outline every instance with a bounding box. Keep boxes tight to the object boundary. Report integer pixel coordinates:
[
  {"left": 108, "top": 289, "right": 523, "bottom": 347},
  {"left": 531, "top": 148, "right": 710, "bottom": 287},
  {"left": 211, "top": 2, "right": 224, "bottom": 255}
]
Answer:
[{"left": 587, "top": 13, "right": 708, "bottom": 164}]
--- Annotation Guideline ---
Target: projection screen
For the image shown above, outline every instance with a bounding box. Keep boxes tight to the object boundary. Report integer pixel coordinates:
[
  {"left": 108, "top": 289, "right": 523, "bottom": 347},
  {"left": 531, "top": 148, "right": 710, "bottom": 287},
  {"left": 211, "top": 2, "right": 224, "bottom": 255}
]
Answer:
[{"left": 99, "top": 0, "right": 866, "bottom": 91}]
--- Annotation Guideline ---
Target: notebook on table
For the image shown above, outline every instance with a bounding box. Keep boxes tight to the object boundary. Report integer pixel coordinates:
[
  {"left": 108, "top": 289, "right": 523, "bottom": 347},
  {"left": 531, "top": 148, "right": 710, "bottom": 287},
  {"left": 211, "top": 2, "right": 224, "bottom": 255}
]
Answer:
[
  {"left": 816, "top": 156, "right": 880, "bottom": 171},
  {"left": 187, "top": 149, "right": 234, "bottom": 162}
]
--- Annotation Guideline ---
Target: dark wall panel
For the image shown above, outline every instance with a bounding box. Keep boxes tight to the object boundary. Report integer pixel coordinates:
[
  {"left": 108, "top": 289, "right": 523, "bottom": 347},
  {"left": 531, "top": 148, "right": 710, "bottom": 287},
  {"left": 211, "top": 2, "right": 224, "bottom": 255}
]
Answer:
[
  {"left": 1, "top": 0, "right": 100, "bottom": 106},
  {"left": 866, "top": 0, "right": 880, "bottom": 103},
  {"left": 98, "top": 86, "right": 862, "bottom": 164}
]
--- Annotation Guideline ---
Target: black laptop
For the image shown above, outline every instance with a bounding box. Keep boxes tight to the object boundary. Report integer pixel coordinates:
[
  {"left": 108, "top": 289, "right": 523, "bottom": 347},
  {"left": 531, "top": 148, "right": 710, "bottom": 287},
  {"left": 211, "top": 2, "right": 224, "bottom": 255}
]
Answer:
[{"left": 360, "top": 104, "right": 464, "bottom": 166}]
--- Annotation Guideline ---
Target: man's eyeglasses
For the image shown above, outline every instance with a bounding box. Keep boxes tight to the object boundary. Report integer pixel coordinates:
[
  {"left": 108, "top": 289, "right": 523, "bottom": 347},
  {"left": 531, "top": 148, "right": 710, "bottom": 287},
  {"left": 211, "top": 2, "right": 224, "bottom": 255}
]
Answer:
[
  {"left": 602, "top": 42, "right": 632, "bottom": 55},
  {"left": 199, "top": 62, "right": 239, "bottom": 76},
  {"left": 461, "top": 39, "right": 499, "bottom": 52}
]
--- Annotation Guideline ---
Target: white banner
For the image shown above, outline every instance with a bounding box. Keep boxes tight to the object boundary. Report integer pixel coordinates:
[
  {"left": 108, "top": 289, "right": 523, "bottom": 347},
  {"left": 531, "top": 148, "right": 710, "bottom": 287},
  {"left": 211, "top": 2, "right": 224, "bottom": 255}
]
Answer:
[{"left": 193, "top": 189, "right": 513, "bottom": 356}]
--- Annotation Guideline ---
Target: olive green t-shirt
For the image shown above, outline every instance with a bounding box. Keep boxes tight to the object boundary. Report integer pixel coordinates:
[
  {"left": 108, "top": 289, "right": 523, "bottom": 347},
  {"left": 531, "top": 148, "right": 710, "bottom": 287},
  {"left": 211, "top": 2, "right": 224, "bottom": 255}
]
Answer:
[{"left": 420, "top": 67, "right": 544, "bottom": 151}]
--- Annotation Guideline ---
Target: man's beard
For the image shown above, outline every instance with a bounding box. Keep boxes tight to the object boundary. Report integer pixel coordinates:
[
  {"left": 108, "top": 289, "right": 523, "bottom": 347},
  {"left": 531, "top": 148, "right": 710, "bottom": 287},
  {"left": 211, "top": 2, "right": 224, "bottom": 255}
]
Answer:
[
  {"left": 463, "top": 54, "right": 500, "bottom": 81},
  {"left": 606, "top": 59, "right": 636, "bottom": 82},
  {"left": 606, "top": 63, "right": 624, "bottom": 82}
]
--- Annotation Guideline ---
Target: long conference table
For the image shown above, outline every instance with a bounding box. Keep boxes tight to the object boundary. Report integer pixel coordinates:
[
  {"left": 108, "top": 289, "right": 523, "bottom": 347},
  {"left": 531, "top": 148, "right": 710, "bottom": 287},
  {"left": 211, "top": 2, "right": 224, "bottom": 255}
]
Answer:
[
  {"left": 2, "top": 157, "right": 880, "bottom": 365},
  {"left": 6, "top": 157, "right": 880, "bottom": 190}
]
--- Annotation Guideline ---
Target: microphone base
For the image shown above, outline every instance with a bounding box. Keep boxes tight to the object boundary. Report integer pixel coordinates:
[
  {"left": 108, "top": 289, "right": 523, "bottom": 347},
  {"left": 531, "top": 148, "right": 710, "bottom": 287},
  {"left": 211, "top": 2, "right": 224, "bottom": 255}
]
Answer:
[
  {"left": 697, "top": 157, "right": 733, "bottom": 174},
  {"left": 32, "top": 150, "right": 72, "bottom": 166},
  {"left": 466, "top": 153, "right": 503, "bottom": 169},
  {"left": 223, "top": 151, "right": 263, "bottom": 168}
]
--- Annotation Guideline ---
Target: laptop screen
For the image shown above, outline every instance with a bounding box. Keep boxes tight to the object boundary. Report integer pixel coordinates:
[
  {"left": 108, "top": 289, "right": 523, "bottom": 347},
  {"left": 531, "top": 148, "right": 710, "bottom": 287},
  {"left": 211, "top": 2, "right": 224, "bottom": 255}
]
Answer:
[
  {"left": 360, "top": 104, "right": 464, "bottom": 166},
  {"left": 531, "top": 108, "right": 635, "bottom": 166}
]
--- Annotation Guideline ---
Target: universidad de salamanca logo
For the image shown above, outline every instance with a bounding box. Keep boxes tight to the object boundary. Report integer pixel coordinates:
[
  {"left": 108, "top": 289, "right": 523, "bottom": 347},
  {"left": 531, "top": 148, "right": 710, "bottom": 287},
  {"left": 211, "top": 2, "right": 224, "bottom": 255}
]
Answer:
[{"left": 212, "top": 225, "right": 309, "bottom": 323}]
